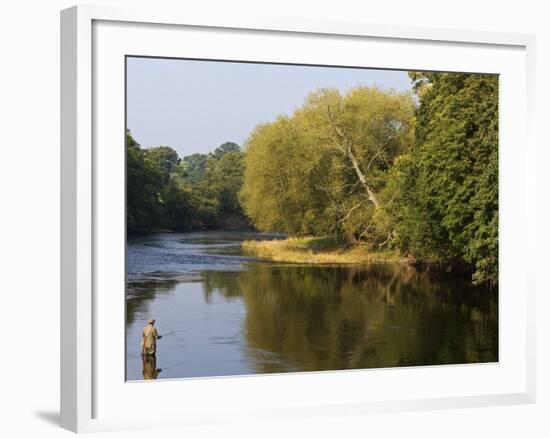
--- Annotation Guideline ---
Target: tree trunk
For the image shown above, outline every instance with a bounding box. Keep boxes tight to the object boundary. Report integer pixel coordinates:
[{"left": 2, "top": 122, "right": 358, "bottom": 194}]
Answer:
[
  {"left": 324, "top": 106, "right": 381, "bottom": 209},
  {"left": 347, "top": 148, "right": 380, "bottom": 208}
]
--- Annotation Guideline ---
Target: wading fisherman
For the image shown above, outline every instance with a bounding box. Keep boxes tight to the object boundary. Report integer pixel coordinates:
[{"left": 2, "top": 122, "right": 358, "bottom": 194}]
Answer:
[{"left": 141, "top": 319, "right": 162, "bottom": 356}]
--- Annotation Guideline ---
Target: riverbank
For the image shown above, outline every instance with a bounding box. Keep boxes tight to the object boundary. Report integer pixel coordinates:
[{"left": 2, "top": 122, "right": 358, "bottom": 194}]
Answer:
[{"left": 242, "top": 236, "right": 405, "bottom": 264}]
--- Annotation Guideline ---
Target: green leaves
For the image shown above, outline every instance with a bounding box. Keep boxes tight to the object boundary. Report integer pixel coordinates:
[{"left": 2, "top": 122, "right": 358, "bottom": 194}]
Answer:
[
  {"left": 126, "top": 131, "right": 250, "bottom": 232},
  {"left": 197, "top": 146, "right": 248, "bottom": 228},
  {"left": 240, "top": 86, "right": 416, "bottom": 243},
  {"left": 395, "top": 73, "right": 499, "bottom": 284},
  {"left": 126, "top": 130, "right": 165, "bottom": 232}
]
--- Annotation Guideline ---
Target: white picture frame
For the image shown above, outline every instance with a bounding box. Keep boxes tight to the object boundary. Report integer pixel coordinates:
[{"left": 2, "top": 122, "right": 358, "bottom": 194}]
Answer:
[{"left": 60, "top": 4, "right": 536, "bottom": 433}]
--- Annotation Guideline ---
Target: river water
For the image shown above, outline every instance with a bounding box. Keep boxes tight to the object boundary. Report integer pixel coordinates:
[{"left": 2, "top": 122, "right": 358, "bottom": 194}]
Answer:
[{"left": 126, "top": 231, "right": 498, "bottom": 381}]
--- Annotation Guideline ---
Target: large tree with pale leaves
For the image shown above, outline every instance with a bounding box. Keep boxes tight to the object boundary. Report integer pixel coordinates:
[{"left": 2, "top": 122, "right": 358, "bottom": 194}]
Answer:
[{"left": 240, "top": 86, "right": 416, "bottom": 244}]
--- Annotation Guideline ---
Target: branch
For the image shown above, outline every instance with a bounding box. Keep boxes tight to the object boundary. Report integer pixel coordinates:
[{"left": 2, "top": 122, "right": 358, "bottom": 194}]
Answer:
[
  {"left": 365, "top": 147, "right": 385, "bottom": 175},
  {"left": 327, "top": 136, "right": 347, "bottom": 154},
  {"left": 378, "top": 230, "right": 397, "bottom": 248},
  {"left": 315, "top": 133, "right": 347, "bottom": 154},
  {"left": 359, "top": 218, "right": 376, "bottom": 239},
  {"left": 326, "top": 104, "right": 348, "bottom": 143},
  {"left": 315, "top": 184, "right": 338, "bottom": 204},
  {"left": 347, "top": 149, "right": 380, "bottom": 208},
  {"left": 338, "top": 200, "right": 369, "bottom": 224},
  {"left": 383, "top": 196, "right": 396, "bottom": 208},
  {"left": 325, "top": 100, "right": 382, "bottom": 209}
]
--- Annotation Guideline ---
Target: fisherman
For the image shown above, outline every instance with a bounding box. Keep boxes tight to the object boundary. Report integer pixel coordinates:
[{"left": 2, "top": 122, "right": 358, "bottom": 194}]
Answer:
[{"left": 141, "top": 319, "right": 162, "bottom": 356}]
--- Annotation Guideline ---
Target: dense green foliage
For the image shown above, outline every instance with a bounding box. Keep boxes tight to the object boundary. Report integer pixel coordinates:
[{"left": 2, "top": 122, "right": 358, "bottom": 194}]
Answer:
[
  {"left": 180, "top": 153, "right": 207, "bottom": 184},
  {"left": 126, "top": 132, "right": 249, "bottom": 233},
  {"left": 126, "top": 131, "right": 165, "bottom": 231},
  {"left": 240, "top": 87, "right": 416, "bottom": 243},
  {"left": 390, "top": 73, "right": 499, "bottom": 284},
  {"left": 143, "top": 146, "right": 181, "bottom": 184},
  {"left": 240, "top": 79, "right": 498, "bottom": 284}
]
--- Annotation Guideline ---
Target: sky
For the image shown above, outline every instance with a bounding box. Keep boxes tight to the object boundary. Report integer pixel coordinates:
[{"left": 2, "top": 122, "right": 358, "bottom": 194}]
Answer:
[{"left": 126, "top": 57, "right": 412, "bottom": 157}]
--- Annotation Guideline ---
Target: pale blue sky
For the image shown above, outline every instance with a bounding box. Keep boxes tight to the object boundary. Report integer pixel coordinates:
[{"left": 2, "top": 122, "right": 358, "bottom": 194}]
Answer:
[{"left": 126, "top": 57, "right": 412, "bottom": 156}]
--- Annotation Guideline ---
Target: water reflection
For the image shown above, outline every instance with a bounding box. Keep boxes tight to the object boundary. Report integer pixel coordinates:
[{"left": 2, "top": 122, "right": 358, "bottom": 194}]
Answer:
[
  {"left": 126, "top": 256, "right": 498, "bottom": 380},
  {"left": 141, "top": 354, "right": 162, "bottom": 380},
  {"left": 211, "top": 264, "right": 496, "bottom": 373},
  {"left": 127, "top": 279, "right": 180, "bottom": 325}
]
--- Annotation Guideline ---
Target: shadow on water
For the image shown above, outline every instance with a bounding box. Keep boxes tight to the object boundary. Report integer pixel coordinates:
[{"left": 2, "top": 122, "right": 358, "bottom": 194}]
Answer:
[{"left": 126, "top": 234, "right": 498, "bottom": 380}]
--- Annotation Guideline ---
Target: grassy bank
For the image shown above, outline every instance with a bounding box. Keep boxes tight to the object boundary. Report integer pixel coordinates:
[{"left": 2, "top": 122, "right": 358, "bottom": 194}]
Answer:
[{"left": 242, "top": 236, "right": 404, "bottom": 265}]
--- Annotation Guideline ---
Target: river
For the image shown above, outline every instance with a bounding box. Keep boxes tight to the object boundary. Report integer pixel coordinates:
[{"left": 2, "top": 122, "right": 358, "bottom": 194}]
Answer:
[{"left": 126, "top": 231, "right": 498, "bottom": 380}]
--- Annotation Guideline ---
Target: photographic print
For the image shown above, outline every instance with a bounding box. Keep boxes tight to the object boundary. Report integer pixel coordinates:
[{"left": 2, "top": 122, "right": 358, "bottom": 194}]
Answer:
[{"left": 125, "top": 57, "right": 498, "bottom": 381}]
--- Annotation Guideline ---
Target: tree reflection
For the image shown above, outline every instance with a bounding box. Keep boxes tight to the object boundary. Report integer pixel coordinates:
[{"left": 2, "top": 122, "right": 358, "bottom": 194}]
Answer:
[
  {"left": 235, "top": 264, "right": 498, "bottom": 373},
  {"left": 126, "top": 279, "right": 179, "bottom": 325},
  {"left": 127, "top": 263, "right": 498, "bottom": 376}
]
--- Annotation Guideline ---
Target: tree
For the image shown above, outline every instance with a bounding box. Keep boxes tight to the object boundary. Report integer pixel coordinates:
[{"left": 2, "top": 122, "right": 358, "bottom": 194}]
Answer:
[
  {"left": 212, "top": 141, "right": 240, "bottom": 159},
  {"left": 195, "top": 143, "right": 249, "bottom": 229},
  {"left": 126, "top": 135, "right": 200, "bottom": 232},
  {"left": 240, "top": 86, "right": 415, "bottom": 243},
  {"left": 144, "top": 146, "right": 181, "bottom": 184},
  {"left": 392, "top": 72, "right": 498, "bottom": 284},
  {"left": 126, "top": 131, "right": 164, "bottom": 232},
  {"left": 160, "top": 182, "right": 197, "bottom": 231},
  {"left": 181, "top": 153, "right": 208, "bottom": 184}
]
